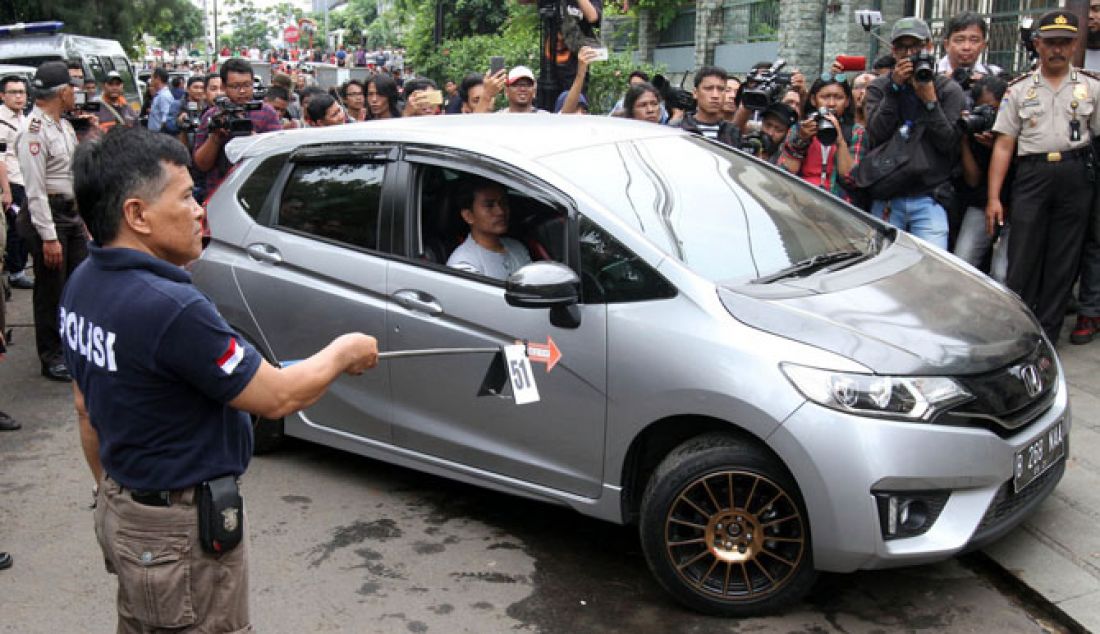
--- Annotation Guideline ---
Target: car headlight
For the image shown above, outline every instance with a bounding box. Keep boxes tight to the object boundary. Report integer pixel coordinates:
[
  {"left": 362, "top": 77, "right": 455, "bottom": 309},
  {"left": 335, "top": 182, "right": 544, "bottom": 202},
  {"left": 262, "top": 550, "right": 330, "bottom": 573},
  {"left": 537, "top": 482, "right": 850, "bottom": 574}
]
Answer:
[{"left": 780, "top": 363, "right": 973, "bottom": 421}]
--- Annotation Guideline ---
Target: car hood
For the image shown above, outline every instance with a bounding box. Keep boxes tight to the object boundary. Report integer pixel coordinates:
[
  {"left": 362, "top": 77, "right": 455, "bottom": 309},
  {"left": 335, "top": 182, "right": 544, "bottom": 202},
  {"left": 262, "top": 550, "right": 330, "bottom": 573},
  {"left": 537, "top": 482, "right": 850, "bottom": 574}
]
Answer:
[{"left": 718, "top": 235, "right": 1042, "bottom": 375}]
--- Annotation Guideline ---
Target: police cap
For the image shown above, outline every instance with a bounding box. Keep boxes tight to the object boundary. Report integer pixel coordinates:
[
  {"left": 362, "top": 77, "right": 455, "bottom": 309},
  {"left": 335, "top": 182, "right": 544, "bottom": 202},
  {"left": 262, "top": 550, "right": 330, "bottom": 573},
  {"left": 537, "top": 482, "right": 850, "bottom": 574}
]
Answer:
[
  {"left": 32, "top": 61, "right": 82, "bottom": 91},
  {"left": 1034, "top": 10, "right": 1079, "bottom": 39}
]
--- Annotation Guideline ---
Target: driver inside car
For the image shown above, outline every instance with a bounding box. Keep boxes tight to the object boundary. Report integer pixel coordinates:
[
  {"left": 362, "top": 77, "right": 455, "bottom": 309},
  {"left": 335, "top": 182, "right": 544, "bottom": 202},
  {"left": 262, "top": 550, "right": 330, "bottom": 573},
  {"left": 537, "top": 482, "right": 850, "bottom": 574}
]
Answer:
[{"left": 446, "top": 178, "right": 532, "bottom": 280}]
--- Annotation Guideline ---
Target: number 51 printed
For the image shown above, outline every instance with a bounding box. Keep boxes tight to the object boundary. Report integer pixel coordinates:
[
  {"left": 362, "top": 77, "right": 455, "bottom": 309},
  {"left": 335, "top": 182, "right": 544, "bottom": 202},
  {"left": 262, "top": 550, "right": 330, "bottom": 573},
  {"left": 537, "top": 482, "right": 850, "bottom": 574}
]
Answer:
[{"left": 503, "top": 344, "right": 540, "bottom": 405}]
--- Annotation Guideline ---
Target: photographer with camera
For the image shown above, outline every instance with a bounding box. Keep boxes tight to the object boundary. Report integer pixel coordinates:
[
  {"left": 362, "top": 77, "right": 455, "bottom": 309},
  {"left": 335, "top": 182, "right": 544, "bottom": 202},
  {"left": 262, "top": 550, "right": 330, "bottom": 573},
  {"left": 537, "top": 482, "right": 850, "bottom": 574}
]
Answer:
[
  {"left": 778, "top": 74, "right": 866, "bottom": 201},
  {"left": 192, "top": 58, "right": 282, "bottom": 196},
  {"left": 165, "top": 75, "right": 207, "bottom": 138},
  {"left": 858, "top": 17, "right": 965, "bottom": 250},
  {"left": 988, "top": 10, "right": 1100, "bottom": 344},
  {"left": 937, "top": 11, "right": 1001, "bottom": 94},
  {"left": 673, "top": 66, "right": 740, "bottom": 147},
  {"left": 529, "top": 0, "right": 602, "bottom": 113},
  {"left": 952, "top": 75, "right": 1009, "bottom": 279}
]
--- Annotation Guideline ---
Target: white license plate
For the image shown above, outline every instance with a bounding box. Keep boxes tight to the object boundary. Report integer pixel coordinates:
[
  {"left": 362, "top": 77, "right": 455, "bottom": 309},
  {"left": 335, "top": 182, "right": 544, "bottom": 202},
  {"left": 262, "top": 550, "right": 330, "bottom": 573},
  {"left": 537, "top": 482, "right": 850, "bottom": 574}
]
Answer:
[{"left": 1013, "top": 419, "right": 1066, "bottom": 493}]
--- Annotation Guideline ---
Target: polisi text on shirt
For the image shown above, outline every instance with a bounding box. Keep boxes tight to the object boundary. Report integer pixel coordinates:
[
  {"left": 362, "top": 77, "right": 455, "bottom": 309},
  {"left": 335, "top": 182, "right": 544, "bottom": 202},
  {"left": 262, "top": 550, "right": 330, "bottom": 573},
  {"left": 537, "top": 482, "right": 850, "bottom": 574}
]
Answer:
[{"left": 59, "top": 307, "right": 118, "bottom": 371}]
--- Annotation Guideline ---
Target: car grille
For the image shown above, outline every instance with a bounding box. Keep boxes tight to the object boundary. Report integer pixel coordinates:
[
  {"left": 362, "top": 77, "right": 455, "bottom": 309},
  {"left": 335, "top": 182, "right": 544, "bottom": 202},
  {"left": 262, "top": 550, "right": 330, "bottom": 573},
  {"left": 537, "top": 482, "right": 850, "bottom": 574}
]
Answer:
[
  {"left": 936, "top": 340, "right": 1057, "bottom": 437},
  {"left": 973, "top": 460, "right": 1064, "bottom": 538}
]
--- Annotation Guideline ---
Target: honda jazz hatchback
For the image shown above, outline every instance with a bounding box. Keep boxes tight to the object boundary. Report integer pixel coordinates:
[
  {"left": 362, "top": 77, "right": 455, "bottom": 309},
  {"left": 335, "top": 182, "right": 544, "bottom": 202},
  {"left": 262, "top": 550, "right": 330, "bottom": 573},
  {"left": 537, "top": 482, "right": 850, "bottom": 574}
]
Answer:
[{"left": 194, "top": 115, "right": 1068, "bottom": 616}]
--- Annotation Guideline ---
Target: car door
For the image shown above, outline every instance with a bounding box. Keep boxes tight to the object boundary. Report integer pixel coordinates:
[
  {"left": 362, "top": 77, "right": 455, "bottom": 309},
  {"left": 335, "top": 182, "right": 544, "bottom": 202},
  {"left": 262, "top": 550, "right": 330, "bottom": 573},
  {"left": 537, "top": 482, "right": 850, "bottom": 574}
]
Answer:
[
  {"left": 384, "top": 152, "right": 608, "bottom": 498},
  {"left": 231, "top": 145, "right": 395, "bottom": 442}
]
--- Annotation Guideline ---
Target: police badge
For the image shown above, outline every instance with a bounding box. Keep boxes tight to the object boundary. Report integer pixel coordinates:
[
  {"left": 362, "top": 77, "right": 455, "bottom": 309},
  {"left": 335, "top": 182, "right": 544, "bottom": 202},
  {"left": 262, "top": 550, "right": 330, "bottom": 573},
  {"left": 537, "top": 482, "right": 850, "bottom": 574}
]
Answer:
[{"left": 222, "top": 507, "right": 240, "bottom": 532}]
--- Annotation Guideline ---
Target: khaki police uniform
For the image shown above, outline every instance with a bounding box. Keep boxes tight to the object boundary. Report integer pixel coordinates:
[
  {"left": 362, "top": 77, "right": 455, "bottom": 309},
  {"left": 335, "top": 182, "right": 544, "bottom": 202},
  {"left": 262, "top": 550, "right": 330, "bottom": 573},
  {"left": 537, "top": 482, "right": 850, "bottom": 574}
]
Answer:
[
  {"left": 0, "top": 103, "right": 24, "bottom": 275},
  {"left": 992, "top": 65, "right": 1100, "bottom": 341},
  {"left": 15, "top": 104, "right": 89, "bottom": 372}
]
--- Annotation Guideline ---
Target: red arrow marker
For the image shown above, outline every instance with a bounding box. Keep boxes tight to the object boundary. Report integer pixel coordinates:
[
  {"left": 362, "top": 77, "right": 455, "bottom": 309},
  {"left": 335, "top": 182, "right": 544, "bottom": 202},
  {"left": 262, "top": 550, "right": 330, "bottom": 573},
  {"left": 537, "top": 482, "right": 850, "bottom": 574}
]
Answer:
[{"left": 525, "top": 336, "right": 562, "bottom": 373}]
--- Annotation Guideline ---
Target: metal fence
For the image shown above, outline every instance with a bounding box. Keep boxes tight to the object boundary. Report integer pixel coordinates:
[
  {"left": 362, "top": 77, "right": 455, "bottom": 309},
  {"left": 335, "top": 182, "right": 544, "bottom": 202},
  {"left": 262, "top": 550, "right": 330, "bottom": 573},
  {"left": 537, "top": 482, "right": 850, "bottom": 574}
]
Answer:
[
  {"left": 724, "top": 0, "right": 780, "bottom": 44},
  {"left": 658, "top": 8, "right": 696, "bottom": 47},
  {"left": 920, "top": 0, "right": 1059, "bottom": 74}
]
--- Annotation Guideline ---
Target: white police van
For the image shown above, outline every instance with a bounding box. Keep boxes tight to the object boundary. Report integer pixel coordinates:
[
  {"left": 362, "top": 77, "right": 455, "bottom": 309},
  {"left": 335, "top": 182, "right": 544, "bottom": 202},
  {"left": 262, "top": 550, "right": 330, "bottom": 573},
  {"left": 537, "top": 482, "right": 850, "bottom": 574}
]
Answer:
[{"left": 0, "top": 21, "right": 142, "bottom": 115}]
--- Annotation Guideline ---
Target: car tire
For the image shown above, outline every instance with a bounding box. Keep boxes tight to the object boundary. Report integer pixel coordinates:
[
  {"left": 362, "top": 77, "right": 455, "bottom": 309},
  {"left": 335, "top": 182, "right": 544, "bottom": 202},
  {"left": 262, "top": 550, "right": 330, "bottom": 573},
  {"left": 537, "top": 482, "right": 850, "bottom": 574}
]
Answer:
[{"left": 639, "top": 433, "right": 816, "bottom": 617}]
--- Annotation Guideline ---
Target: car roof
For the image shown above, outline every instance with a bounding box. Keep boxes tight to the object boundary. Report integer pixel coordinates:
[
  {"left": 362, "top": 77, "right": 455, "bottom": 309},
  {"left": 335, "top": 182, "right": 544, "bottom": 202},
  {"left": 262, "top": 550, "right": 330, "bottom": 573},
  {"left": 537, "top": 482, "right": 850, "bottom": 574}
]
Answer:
[
  {"left": 0, "top": 63, "right": 35, "bottom": 76},
  {"left": 225, "top": 113, "right": 685, "bottom": 165}
]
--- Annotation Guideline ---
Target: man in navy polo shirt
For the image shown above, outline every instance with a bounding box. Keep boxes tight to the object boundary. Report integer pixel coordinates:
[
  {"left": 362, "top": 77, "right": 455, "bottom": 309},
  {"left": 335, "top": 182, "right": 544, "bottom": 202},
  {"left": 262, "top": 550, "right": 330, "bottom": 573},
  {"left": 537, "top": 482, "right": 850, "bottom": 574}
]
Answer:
[{"left": 63, "top": 127, "right": 378, "bottom": 632}]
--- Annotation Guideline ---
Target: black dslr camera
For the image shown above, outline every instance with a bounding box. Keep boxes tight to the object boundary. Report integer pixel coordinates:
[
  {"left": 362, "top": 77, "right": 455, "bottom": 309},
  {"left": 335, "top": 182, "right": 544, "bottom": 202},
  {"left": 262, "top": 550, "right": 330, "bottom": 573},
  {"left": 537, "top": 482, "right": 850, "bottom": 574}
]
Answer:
[
  {"left": 957, "top": 104, "right": 997, "bottom": 134},
  {"left": 951, "top": 66, "right": 975, "bottom": 93},
  {"left": 177, "top": 101, "right": 201, "bottom": 133},
  {"left": 208, "top": 96, "right": 260, "bottom": 138},
  {"left": 910, "top": 51, "right": 935, "bottom": 83},
  {"left": 652, "top": 74, "right": 696, "bottom": 113},
  {"left": 807, "top": 107, "right": 838, "bottom": 145},
  {"left": 741, "top": 60, "right": 792, "bottom": 112}
]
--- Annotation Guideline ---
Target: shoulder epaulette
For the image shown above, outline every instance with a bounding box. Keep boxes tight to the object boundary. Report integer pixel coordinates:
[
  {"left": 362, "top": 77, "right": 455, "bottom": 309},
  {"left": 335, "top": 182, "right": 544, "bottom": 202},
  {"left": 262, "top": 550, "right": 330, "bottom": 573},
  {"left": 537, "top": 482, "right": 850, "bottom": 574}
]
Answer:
[
  {"left": 1079, "top": 69, "right": 1100, "bottom": 81},
  {"left": 1006, "top": 74, "right": 1030, "bottom": 87},
  {"left": 27, "top": 118, "right": 41, "bottom": 133}
]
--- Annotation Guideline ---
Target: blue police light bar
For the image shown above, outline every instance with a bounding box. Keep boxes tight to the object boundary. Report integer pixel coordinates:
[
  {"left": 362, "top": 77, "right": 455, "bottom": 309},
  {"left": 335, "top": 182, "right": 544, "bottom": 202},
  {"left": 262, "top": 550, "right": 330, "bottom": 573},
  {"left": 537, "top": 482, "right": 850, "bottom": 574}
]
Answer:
[{"left": 0, "top": 21, "right": 65, "bottom": 38}]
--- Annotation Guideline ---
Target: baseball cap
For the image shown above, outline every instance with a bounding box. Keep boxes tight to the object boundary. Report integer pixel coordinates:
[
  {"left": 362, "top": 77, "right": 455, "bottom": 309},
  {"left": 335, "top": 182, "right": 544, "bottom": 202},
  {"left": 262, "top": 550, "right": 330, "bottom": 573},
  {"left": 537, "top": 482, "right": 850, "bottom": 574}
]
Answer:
[
  {"left": 1034, "top": 10, "right": 1079, "bottom": 39},
  {"left": 763, "top": 103, "right": 798, "bottom": 129},
  {"left": 507, "top": 66, "right": 535, "bottom": 85},
  {"left": 890, "top": 17, "right": 932, "bottom": 43},
  {"left": 554, "top": 90, "right": 588, "bottom": 113},
  {"left": 32, "top": 61, "right": 82, "bottom": 91},
  {"left": 105, "top": 70, "right": 123, "bottom": 83}
]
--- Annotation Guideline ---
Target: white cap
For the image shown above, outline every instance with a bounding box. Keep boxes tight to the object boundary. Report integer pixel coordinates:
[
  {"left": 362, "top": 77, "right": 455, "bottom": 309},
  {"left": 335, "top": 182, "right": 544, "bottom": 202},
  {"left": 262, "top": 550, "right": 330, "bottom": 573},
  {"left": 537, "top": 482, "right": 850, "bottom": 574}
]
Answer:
[{"left": 507, "top": 65, "right": 535, "bottom": 85}]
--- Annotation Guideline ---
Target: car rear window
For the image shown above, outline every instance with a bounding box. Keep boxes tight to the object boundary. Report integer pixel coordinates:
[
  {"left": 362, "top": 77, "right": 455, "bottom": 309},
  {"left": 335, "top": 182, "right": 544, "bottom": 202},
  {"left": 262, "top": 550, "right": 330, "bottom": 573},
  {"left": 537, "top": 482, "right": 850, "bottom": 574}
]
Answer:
[
  {"left": 277, "top": 161, "right": 385, "bottom": 251},
  {"left": 237, "top": 153, "right": 288, "bottom": 219}
]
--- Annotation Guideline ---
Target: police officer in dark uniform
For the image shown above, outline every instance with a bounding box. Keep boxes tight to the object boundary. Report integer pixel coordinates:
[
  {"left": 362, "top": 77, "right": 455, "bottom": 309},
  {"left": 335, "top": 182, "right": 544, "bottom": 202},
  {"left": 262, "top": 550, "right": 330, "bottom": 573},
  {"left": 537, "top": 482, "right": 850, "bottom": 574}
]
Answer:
[
  {"left": 987, "top": 9, "right": 1100, "bottom": 343},
  {"left": 65, "top": 127, "right": 379, "bottom": 632},
  {"left": 15, "top": 61, "right": 91, "bottom": 381}
]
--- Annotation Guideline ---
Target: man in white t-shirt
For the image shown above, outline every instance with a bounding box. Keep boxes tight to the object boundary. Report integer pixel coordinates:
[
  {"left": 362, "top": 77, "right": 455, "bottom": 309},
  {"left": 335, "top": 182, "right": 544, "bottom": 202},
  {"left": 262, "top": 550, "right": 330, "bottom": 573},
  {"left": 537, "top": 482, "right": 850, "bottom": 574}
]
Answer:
[{"left": 446, "top": 179, "right": 531, "bottom": 280}]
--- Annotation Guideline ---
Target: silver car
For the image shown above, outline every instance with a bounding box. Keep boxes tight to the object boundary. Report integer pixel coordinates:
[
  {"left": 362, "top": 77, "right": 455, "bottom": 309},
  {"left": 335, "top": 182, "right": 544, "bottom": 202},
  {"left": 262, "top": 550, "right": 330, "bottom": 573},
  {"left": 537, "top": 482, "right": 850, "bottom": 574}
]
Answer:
[{"left": 195, "top": 115, "right": 1069, "bottom": 616}]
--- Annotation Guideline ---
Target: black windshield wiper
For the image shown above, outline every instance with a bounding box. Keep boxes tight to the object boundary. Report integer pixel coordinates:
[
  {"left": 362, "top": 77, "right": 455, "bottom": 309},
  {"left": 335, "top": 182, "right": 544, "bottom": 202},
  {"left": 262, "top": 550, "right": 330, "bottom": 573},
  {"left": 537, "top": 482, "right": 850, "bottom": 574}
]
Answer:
[{"left": 752, "top": 250, "right": 867, "bottom": 284}]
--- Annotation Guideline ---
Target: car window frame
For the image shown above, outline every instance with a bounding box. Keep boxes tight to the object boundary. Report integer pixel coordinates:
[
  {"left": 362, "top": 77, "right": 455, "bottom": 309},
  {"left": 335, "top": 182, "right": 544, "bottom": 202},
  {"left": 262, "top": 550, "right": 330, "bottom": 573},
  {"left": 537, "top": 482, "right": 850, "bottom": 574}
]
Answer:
[
  {"left": 396, "top": 146, "right": 581, "bottom": 288},
  {"left": 266, "top": 144, "right": 399, "bottom": 255}
]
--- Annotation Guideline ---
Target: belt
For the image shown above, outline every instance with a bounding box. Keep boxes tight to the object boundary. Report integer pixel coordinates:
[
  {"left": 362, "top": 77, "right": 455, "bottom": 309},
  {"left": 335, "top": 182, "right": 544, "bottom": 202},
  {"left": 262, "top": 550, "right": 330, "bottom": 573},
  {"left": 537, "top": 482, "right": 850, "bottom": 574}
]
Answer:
[
  {"left": 127, "top": 486, "right": 196, "bottom": 507},
  {"left": 1017, "top": 147, "right": 1092, "bottom": 163}
]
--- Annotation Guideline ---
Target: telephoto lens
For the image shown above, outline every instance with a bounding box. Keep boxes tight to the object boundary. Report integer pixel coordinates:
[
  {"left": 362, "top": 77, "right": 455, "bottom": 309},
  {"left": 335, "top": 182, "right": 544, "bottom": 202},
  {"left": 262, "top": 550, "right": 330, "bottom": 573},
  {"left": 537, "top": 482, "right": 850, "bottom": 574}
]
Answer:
[
  {"left": 814, "top": 108, "right": 838, "bottom": 145},
  {"left": 910, "top": 52, "right": 935, "bottom": 83}
]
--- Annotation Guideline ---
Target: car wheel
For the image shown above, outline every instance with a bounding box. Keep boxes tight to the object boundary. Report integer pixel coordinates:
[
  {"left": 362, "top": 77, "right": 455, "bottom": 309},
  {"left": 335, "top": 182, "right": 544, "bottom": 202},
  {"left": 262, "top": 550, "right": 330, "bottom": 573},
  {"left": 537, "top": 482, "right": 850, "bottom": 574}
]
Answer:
[{"left": 639, "top": 433, "right": 815, "bottom": 616}]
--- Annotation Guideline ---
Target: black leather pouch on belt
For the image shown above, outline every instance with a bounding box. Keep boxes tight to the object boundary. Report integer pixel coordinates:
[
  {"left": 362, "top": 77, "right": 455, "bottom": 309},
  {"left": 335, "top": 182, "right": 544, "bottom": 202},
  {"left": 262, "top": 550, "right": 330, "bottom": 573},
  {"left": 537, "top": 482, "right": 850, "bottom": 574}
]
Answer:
[{"left": 198, "top": 475, "right": 244, "bottom": 554}]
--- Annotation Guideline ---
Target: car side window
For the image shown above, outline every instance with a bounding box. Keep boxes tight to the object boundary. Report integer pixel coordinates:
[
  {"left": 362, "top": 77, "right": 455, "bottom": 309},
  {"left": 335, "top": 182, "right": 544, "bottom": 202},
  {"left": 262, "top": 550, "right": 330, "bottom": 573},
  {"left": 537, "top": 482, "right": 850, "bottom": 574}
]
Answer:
[
  {"left": 414, "top": 164, "right": 567, "bottom": 281},
  {"left": 277, "top": 161, "right": 385, "bottom": 251},
  {"left": 238, "top": 153, "right": 289, "bottom": 219},
  {"left": 580, "top": 216, "right": 676, "bottom": 304}
]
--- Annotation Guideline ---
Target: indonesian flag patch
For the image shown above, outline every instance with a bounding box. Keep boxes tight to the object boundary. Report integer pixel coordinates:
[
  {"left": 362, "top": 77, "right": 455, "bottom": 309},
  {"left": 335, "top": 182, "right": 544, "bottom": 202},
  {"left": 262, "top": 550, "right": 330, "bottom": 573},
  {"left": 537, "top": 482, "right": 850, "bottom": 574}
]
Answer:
[{"left": 217, "top": 338, "right": 245, "bottom": 375}]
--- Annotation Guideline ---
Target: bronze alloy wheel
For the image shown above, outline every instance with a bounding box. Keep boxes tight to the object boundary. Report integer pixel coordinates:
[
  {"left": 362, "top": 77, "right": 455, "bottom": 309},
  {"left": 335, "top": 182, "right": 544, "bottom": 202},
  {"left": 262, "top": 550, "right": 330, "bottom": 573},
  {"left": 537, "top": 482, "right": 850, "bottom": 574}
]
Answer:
[{"left": 663, "top": 470, "right": 806, "bottom": 602}]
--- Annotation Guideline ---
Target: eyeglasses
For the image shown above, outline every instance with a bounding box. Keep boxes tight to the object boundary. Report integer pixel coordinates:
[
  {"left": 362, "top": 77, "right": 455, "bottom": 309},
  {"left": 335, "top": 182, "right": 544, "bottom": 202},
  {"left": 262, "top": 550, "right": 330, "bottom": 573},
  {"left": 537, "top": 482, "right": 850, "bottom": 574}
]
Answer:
[
  {"left": 225, "top": 82, "right": 252, "bottom": 92},
  {"left": 819, "top": 72, "right": 848, "bottom": 84}
]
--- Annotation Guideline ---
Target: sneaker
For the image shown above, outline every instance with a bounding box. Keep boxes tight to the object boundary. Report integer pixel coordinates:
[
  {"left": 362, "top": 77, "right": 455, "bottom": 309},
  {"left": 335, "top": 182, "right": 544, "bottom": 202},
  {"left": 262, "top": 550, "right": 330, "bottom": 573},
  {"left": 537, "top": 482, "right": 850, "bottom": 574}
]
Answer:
[
  {"left": 1069, "top": 315, "right": 1100, "bottom": 345},
  {"left": 8, "top": 272, "right": 33, "bottom": 289}
]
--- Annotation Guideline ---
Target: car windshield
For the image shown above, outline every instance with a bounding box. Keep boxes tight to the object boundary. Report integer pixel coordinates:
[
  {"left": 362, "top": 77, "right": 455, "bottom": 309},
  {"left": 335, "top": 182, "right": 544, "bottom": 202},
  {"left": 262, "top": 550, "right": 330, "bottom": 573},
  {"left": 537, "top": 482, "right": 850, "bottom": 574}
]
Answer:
[{"left": 541, "top": 135, "right": 885, "bottom": 285}]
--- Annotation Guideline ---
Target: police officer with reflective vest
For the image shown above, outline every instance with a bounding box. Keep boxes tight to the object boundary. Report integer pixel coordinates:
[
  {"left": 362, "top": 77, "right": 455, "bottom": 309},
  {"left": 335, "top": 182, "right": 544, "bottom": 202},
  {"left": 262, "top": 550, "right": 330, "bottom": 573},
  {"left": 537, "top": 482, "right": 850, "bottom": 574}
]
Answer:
[
  {"left": 14, "top": 61, "right": 90, "bottom": 381},
  {"left": 987, "top": 10, "right": 1100, "bottom": 343},
  {"left": 65, "top": 126, "right": 379, "bottom": 632}
]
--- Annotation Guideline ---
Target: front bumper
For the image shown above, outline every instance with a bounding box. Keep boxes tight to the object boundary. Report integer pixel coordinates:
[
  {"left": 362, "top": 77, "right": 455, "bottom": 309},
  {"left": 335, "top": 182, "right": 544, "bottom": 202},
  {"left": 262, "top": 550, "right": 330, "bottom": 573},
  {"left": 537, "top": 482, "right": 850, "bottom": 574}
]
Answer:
[{"left": 766, "top": 369, "right": 1070, "bottom": 573}]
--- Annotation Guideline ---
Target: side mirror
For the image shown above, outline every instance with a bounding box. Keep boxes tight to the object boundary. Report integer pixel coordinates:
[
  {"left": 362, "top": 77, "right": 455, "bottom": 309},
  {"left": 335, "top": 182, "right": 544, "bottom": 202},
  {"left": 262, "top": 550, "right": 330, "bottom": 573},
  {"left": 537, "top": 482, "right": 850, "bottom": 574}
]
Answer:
[{"left": 505, "top": 261, "right": 580, "bottom": 309}]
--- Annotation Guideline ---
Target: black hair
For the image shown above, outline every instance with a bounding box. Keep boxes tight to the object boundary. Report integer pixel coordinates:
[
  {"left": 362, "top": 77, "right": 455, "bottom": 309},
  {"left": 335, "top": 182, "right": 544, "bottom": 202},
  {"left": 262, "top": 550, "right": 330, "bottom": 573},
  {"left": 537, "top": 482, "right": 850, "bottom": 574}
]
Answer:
[
  {"left": 152, "top": 67, "right": 169, "bottom": 84},
  {"left": 945, "top": 11, "right": 988, "bottom": 39},
  {"left": 219, "top": 58, "right": 254, "bottom": 84},
  {"left": 402, "top": 78, "right": 436, "bottom": 96},
  {"left": 367, "top": 73, "right": 402, "bottom": 118},
  {"left": 458, "top": 73, "right": 483, "bottom": 103},
  {"left": 204, "top": 72, "right": 220, "bottom": 85},
  {"left": 170, "top": 76, "right": 184, "bottom": 89},
  {"left": 305, "top": 93, "right": 336, "bottom": 122},
  {"left": 454, "top": 176, "right": 504, "bottom": 218},
  {"left": 186, "top": 75, "right": 206, "bottom": 89},
  {"left": 971, "top": 74, "right": 1008, "bottom": 103},
  {"left": 339, "top": 79, "right": 365, "bottom": 99},
  {"left": 265, "top": 85, "right": 290, "bottom": 102},
  {"left": 622, "top": 82, "right": 661, "bottom": 119},
  {"left": 73, "top": 126, "right": 191, "bottom": 244},
  {"left": 66, "top": 60, "right": 83, "bottom": 71},
  {"left": 694, "top": 65, "right": 728, "bottom": 88},
  {"left": 299, "top": 85, "right": 325, "bottom": 108},
  {"left": 628, "top": 70, "right": 650, "bottom": 83},
  {"left": 807, "top": 75, "right": 855, "bottom": 124},
  {"left": 872, "top": 55, "right": 896, "bottom": 70},
  {"left": 0, "top": 75, "right": 26, "bottom": 92}
]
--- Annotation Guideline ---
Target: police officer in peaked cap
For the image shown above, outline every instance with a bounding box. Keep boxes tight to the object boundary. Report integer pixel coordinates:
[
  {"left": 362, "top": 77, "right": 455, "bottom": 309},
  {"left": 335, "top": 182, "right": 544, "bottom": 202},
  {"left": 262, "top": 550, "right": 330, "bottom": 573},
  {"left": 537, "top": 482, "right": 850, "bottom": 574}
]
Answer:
[{"left": 987, "top": 10, "right": 1100, "bottom": 343}]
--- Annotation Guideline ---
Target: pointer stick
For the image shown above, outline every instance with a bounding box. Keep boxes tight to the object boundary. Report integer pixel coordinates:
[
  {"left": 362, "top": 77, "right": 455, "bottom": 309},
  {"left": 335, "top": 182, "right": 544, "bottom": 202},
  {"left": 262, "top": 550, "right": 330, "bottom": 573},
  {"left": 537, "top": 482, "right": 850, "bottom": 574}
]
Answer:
[{"left": 281, "top": 347, "right": 502, "bottom": 367}]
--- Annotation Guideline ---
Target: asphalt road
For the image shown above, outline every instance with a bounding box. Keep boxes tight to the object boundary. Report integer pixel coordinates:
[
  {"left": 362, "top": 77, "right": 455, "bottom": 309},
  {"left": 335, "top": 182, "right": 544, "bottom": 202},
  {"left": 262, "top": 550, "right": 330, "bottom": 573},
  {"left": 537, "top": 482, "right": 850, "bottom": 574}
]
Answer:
[{"left": 0, "top": 289, "right": 1064, "bottom": 633}]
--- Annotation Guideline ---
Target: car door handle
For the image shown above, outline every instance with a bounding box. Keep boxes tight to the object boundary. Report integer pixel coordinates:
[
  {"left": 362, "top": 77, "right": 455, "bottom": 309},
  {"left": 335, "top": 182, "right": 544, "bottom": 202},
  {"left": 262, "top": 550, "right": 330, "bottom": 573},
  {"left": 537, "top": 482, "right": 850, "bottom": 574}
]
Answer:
[
  {"left": 393, "top": 289, "right": 442, "bottom": 316},
  {"left": 246, "top": 243, "right": 283, "bottom": 264}
]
